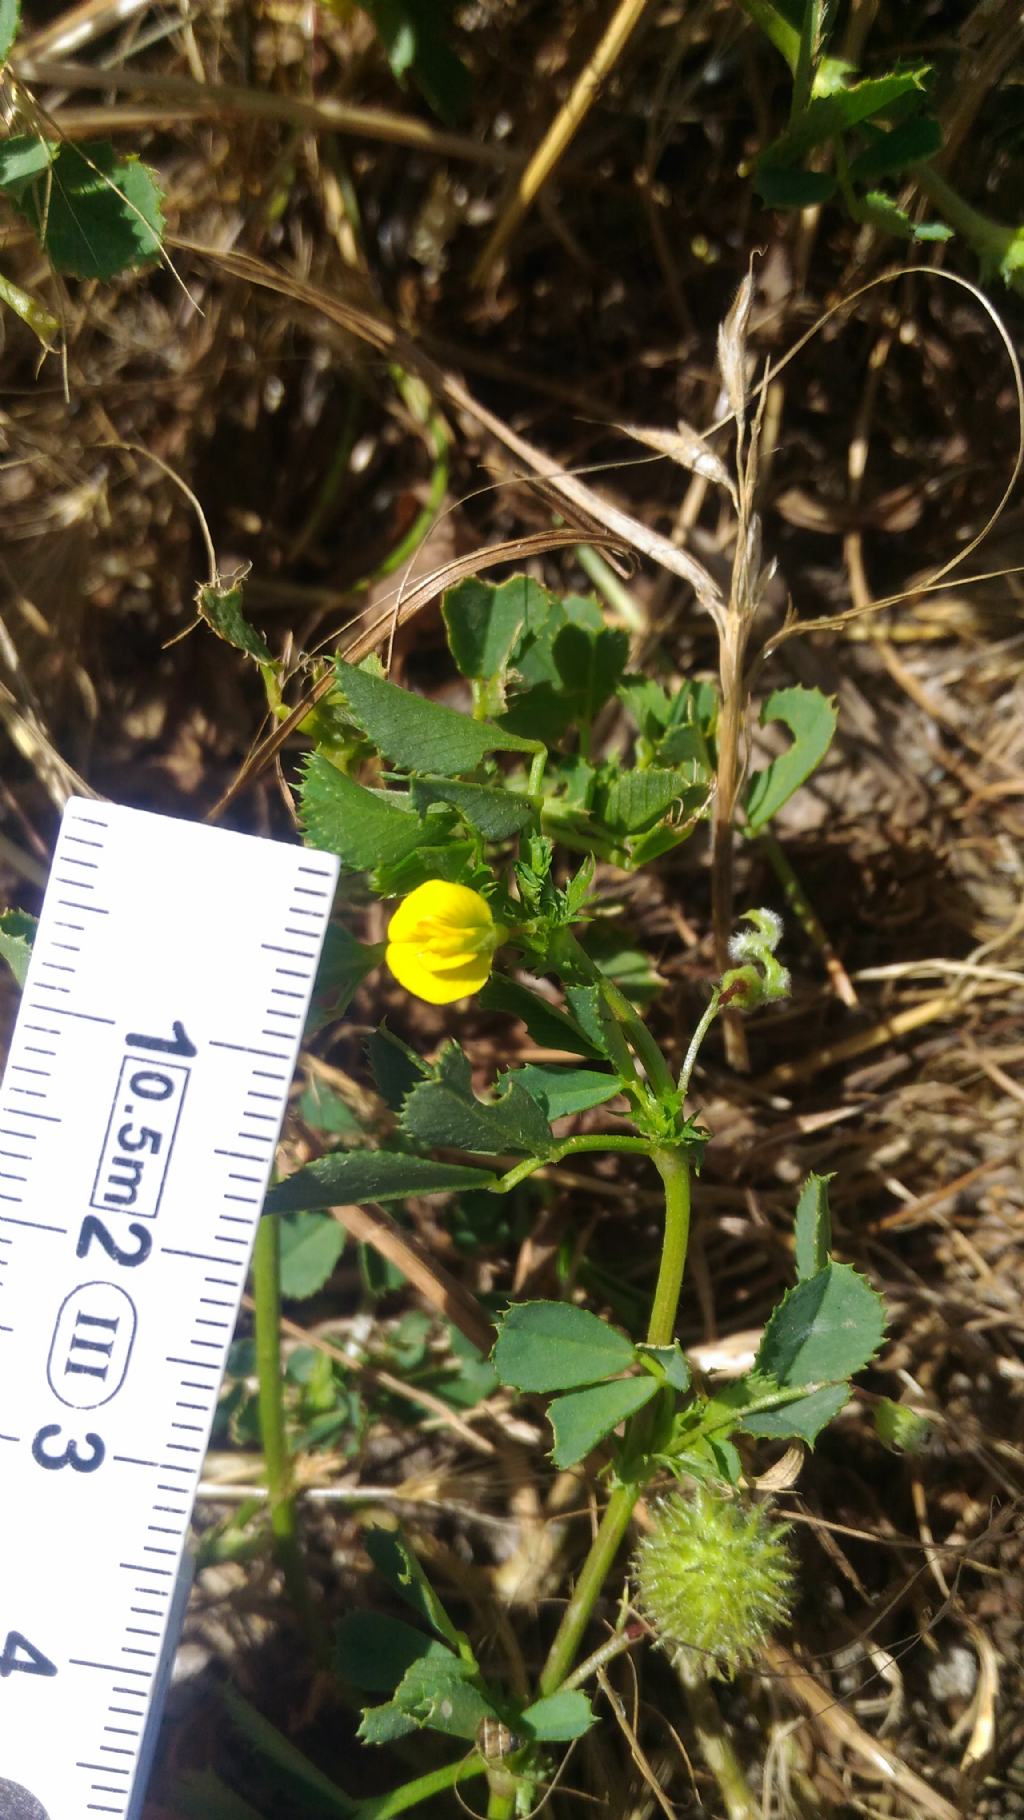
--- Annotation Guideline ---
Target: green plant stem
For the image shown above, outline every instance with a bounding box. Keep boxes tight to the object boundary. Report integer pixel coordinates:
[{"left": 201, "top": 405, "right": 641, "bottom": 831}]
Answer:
[
  {"left": 556, "top": 929, "right": 676, "bottom": 1103},
  {"left": 573, "top": 541, "right": 645, "bottom": 631},
  {"left": 486, "top": 1783, "right": 517, "bottom": 1820},
  {"left": 537, "top": 1148, "right": 692, "bottom": 1696},
  {"left": 677, "top": 989, "right": 722, "bottom": 1098},
  {"left": 495, "top": 1132, "right": 654, "bottom": 1195},
  {"left": 357, "top": 1754, "right": 487, "bottom": 1820},
  {"left": 537, "top": 1478, "right": 642, "bottom": 1698},
  {"left": 914, "top": 164, "right": 1023, "bottom": 286},
  {"left": 674, "top": 1649, "right": 761, "bottom": 1820},
  {"left": 646, "top": 1148, "right": 692, "bottom": 1348},
  {"left": 251, "top": 1215, "right": 328, "bottom": 1666}
]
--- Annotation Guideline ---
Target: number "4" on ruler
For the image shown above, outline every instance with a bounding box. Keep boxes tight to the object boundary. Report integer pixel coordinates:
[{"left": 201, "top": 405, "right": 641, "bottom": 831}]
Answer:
[{"left": 0, "top": 1631, "right": 58, "bottom": 1679}]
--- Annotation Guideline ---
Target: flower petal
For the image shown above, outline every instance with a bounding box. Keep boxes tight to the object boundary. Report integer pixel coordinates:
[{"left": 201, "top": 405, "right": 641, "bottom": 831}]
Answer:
[
  {"left": 387, "top": 879, "right": 493, "bottom": 944},
  {"left": 386, "top": 942, "right": 492, "bottom": 1005}
]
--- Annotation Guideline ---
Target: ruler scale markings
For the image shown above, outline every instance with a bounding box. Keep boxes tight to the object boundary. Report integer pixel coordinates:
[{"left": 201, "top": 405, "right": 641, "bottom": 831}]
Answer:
[{"left": 0, "top": 798, "right": 338, "bottom": 1820}]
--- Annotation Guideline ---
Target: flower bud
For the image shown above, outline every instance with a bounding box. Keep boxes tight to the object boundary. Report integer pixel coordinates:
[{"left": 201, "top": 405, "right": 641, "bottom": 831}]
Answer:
[{"left": 721, "top": 908, "right": 790, "bottom": 1009}]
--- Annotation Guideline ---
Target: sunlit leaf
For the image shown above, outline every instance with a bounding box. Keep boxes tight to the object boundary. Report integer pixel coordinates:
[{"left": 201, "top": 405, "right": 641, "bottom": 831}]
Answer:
[
  {"left": 744, "top": 686, "right": 838, "bottom": 832},
  {"left": 493, "top": 1300, "right": 636, "bottom": 1392},
  {"left": 266, "top": 1149, "right": 498, "bottom": 1212},
  {"left": 549, "top": 1375, "right": 658, "bottom": 1467}
]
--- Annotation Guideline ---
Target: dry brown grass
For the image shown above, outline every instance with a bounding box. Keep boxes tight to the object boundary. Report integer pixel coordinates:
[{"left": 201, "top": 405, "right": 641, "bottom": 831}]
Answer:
[{"left": 1, "top": 2, "right": 1023, "bottom": 1815}]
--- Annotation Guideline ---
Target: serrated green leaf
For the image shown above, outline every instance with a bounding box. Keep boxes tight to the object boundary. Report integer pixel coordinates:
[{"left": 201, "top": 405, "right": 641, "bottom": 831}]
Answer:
[
  {"left": 506, "top": 1063, "right": 620, "bottom": 1121},
  {"left": 0, "top": 0, "right": 21, "bottom": 64},
  {"left": 554, "top": 623, "right": 630, "bottom": 724},
  {"left": 266, "top": 1149, "right": 498, "bottom": 1212},
  {"left": 401, "top": 1073, "right": 554, "bottom": 1157},
  {"left": 411, "top": 775, "right": 534, "bottom": 839},
  {"left": 618, "top": 674, "right": 672, "bottom": 738},
  {"left": 197, "top": 579, "right": 271, "bottom": 663},
  {"left": 849, "top": 115, "right": 942, "bottom": 182},
  {"left": 372, "top": 836, "right": 482, "bottom": 898},
  {"left": 740, "top": 1382, "right": 850, "bottom": 1444},
  {"left": 549, "top": 1376, "right": 658, "bottom": 1467},
  {"left": 390, "top": 1654, "right": 493, "bottom": 1739},
  {"left": 479, "top": 972, "right": 606, "bottom": 1060},
  {"left": 298, "top": 754, "right": 430, "bottom": 869},
  {"left": 336, "top": 1611, "right": 453, "bottom": 1692},
  {"left": 755, "top": 1262, "right": 886, "bottom": 1388},
  {"left": 278, "top": 1213, "right": 345, "bottom": 1299},
  {"left": 563, "top": 984, "right": 610, "bottom": 1056},
  {"left": 745, "top": 686, "right": 838, "bottom": 832},
  {"left": 756, "top": 163, "right": 838, "bottom": 207},
  {"left": 601, "top": 767, "right": 702, "bottom": 835},
  {"left": 706, "top": 1435, "right": 743, "bottom": 1484},
  {"left": 443, "top": 575, "right": 542, "bottom": 680},
  {"left": 872, "top": 1397, "right": 932, "bottom": 1454},
  {"left": 773, "top": 67, "right": 930, "bottom": 160},
  {"left": 357, "top": 1700, "right": 419, "bottom": 1744},
  {"left": 520, "top": 1690, "right": 596, "bottom": 1742},
  {"left": 0, "top": 134, "right": 49, "bottom": 197},
  {"left": 636, "top": 1341, "right": 691, "bottom": 1392},
  {"left": 11, "top": 140, "right": 164, "bottom": 279},
  {"left": 306, "top": 922, "right": 382, "bottom": 1032},
  {"left": 335, "top": 659, "right": 537, "bottom": 776},
  {"left": 366, "top": 1026, "right": 430, "bottom": 1111},
  {"left": 354, "top": 0, "right": 470, "bottom": 126},
  {"left": 584, "top": 926, "right": 665, "bottom": 1006},
  {"left": 493, "top": 1300, "right": 636, "bottom": 1392},
  {"left": 298, "top": 1078, "right": 362, "bottom": 1137},
  {"left": 0, "top": 908, "right": 35, "bottom": 988},
  {"left": 794, "top": 1173, "right": 833, "bottom": 1281},
  {"left": 859, "top": 189, "right": 953, "bottom": 241},
  {"left": 364, "top": 1527, "right": 467, "bottom": 1652}
]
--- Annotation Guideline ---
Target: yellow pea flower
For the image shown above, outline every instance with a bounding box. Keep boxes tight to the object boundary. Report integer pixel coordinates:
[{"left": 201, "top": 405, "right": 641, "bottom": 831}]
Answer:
[{"left": 385, "top": 880, "right": 508, "bottom": 1006}]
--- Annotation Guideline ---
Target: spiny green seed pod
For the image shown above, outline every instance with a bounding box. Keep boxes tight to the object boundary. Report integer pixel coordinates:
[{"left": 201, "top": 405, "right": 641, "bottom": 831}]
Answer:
[{"left": 633, "top": 1488, "right": 796, "bottom": 1673}]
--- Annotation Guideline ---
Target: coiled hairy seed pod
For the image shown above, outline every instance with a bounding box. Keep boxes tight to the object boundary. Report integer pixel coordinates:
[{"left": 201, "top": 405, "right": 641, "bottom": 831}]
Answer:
[{"left": 633, "top": 1487, "right": 796, "bottom": 1673}]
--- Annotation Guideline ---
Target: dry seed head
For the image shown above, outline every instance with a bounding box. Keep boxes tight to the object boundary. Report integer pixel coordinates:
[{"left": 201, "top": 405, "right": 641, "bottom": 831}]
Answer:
[{"left": 633, "top": 1487, "right": 796, "bottom": 1672}]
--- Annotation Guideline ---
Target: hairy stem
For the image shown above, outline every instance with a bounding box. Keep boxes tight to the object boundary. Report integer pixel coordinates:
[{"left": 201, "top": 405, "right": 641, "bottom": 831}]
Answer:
[
  {"left": 537, "top": 1479, "right": 642, "bottom": 1698},
  {"left": 646, "top": 1148, "right": 692, "bottom": 1347},
  {"left": 536, "top": 1150, "right": 692, "bottom": 1694},
  {"left": 252, "top": 1215, "right": 327, "bottom": 1665}
]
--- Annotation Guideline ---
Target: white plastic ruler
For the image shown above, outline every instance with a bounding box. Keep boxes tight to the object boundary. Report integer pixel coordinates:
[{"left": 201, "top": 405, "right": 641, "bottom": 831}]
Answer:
[{"left": 0, "top": 798, "right": 338, "bottom": 1820}]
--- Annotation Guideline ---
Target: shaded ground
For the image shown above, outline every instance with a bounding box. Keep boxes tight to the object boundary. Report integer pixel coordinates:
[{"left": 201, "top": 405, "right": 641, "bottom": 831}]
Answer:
[{"left": 1, "top": 3, "right": 1022, "bottom": 1816}]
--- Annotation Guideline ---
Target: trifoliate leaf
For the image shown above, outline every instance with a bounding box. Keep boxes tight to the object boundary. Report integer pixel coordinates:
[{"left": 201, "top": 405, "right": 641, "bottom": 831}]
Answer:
[
  {"left": 793, "top": 1172, "right": 834, "bottom": 1281},
  {"left": 0, "top": 908, "right": 35, "bottom": 988},
  {"left": 335, "top": 659, "right": 538, "bottom": 775},
  {"left": 298, "top": 754, "right": 430, "bottom": 869},
  {"left": 479, "top": 972, "right": 607, "bottom": 1060},
  {"left": 0, "top": 0, "right": 20, "bottom": 65},
  {"left": 266, "top": 1150, "right": 498, "bottom": 1212},
  {"left": 549, "top": 1376, "right": 658, "bottom": 1467},
  {"left": 755, "top": 1263, "right": 886, "bottom": 1388},
  {"left": 7, "top": 140, "right": 164, "bottom": 279},
  {"left": 400, "top": 1072, "right": 554, "bottom": 1158},
  {"left": 745, "top": 686, "right": 838, "bottom": 833},
  {"left": 278, "top": 1213, "right": 345, "bottom": 1299},
  {"left": 493, "top": 1300, "right": 636, "bottom": 1392},
  {"left": 336, "top": 1611, "right": 454, "bottom": 1692},
  {"left": 197, "top": 576, "right": 271, "bottom": 664},
  {"left": 520, "top": 1690, "right": 596, "bottom": 1742},
  {"left": 505, "top": 1062, "right": 621, "bottom": 1120}
]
